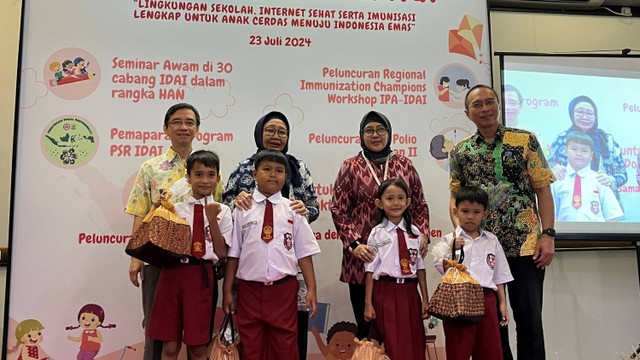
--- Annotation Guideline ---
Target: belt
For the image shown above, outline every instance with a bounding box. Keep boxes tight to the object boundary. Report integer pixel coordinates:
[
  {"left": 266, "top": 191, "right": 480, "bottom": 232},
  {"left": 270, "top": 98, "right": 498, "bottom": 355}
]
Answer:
[
  {"left": 179, "top": 257, "right": 215, "bottom": 288},
  {"left": 180, "top": 257, "right": 214, "bottom": 265},
  {"left": 378, "top": 275, "right": 417, "bottom": 284},
  {"left": 246, "top": 275, "right": 294, "bottom": 286}
]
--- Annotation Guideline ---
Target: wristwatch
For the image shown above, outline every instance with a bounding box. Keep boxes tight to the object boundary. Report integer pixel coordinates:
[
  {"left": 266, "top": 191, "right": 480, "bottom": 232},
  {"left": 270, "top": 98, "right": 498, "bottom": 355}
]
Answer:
[{"left": 542, "top": 228, "right": 556, "bottom": 237}]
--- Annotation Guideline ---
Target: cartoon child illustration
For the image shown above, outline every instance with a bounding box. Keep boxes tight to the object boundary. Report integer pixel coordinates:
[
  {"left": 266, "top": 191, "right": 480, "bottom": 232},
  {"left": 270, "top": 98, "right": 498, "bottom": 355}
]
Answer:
[
  {"left": 49, "top": 62, "right": 63, "bottom": 83},
  {"left": 450, "top": 78, "right": 470, "bottom": 103},
  {"left": 312, "top": 321, "right": 358, "bottom": 360},
  {"left": 73, "top": 57, "right": 90, "bottom": 79},
  {"left": 438, "top": 76, "right": 450, "bottom": 102},
  {"left": 66, "top": 304, "right": 116, "bottom": 360},
  {"left": 429, "top": 134, "right": 455, "bottom": 160},
  {"left": 8, "top": 319, "right": 49, "bottom": 360},
  {"left": 62, "top": 60, "right": 75, "bottom": 77}
]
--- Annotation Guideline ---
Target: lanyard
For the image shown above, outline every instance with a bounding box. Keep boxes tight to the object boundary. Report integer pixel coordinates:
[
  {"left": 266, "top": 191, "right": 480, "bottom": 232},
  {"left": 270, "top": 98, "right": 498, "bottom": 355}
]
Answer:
[{"left": 362, "top": 151, "right": 390, "bottom": 186}]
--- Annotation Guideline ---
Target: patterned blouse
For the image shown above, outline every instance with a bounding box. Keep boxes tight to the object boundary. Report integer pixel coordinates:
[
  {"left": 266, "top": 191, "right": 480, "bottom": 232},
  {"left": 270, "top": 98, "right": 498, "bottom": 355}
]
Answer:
[
  {"left": 125, "top": 147, "right": 223, "bottom": 217},
  {"left": 222, "top": 157, "right": 319, "bottom": 223},
  {"left": 331, "top": 152, "right": 430, "bottom": 284},
  {"left": 547, "top": 130, "right": 627, "bottom": 197},
  {"left": 449, "top": 126, "right": 555, "bottom": 257}
]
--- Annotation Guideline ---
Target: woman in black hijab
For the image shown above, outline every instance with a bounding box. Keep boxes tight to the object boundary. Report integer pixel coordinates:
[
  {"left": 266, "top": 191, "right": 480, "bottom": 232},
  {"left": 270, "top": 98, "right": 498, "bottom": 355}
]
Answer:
[{"left": 330, "top": 110, "right": 430, "bottom": 338}]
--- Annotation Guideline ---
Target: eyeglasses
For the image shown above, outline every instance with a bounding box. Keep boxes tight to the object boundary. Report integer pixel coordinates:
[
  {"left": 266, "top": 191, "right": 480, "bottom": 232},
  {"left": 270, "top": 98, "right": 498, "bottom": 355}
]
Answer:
[
  {"left": 362, "top": 126, "right": 388, "bottom": 137},
  {"left": 506, "top": 100, "right": 521, "bottom": 107},
  {"left": 168, "top": 120, "right": 197, "bottom": 128},
  {"left": 264, "top": 127, "right": 288, "bottom": 138},
  {"left": 574, "top": 109, "right": 595, "bottom": 119}
]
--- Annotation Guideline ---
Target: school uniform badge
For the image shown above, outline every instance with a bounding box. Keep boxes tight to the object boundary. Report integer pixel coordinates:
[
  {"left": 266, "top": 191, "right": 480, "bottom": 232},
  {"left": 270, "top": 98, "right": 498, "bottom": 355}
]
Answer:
[
  {"left": 487, "top": 253, "right": 496, "bottom": 269},
  {"left": 283, "top": 232, "right": 293, "bottom": 250},
  {"left": 591, "top": 201, "right": 600, "bottom": 215},
  {"left": 409, "top": 248, "right": 418, "bottom": 265},
  {"left": 205, "top": 225, "right": 212, "bottom": 242}
]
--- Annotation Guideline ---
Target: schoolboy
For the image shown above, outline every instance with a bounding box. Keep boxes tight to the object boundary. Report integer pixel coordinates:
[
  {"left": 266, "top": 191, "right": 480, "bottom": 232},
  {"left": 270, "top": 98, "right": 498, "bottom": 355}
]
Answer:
[
  {"left": 223, "top": 149, "right": 321, "bottom": 360},
  {"left": 434, "top": 186, "right": 513, "bottom": 360},
  {"left": 147, "top": 150, "right": 232, "bottom": 360},
  {"left": 551, "top": 131, "right": 623, "bottom": 222}
]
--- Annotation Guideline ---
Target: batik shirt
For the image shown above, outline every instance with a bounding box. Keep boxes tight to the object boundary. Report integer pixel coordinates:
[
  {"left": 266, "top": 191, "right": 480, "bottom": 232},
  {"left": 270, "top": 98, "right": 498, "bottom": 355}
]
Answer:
[
  {"left": 125, "top": 147, "right": 223, "bottom": 218},
  {"left": 332, "top": 152, "right": 430, "bottom": 284},
  {"left": 222, "top": 157, "right": 319, "bottom": 223},
  {"left": 548, "top": 130, "right": 626, "bottom": 197},
  {"left": 449, "top": 125, "right": 555, "bottom": 257}
]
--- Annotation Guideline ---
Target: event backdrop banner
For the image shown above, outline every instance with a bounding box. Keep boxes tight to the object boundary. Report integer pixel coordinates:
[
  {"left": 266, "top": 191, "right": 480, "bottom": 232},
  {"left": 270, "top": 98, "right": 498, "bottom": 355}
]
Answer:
[{"left": 9, "top": 1, "right": 490, "bottom": 359}]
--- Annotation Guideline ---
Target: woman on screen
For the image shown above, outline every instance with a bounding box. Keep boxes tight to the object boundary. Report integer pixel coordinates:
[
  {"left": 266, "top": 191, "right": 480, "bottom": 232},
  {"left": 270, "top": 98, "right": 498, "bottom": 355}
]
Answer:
[
  {"left": 330, "top": 110, "right": 430, "bottom": 339},
  {"left": 547, "top": 95, "right": 627, "bottom": 199}
]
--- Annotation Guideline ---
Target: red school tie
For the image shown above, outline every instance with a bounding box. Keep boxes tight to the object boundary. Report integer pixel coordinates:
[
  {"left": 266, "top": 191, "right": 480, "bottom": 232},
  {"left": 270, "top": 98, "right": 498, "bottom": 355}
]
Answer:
[
  {"left": 261, "top": 200, "right": 274, "bottom": 243},
  {"left": 572, "top": 174, "right": 582, "bottom": 209},
  {"left": 396, "top": 228, "right": 412, "bottom": 275},
  {"left": 191, "top": 204, "right": 205, "bottom": 259}
]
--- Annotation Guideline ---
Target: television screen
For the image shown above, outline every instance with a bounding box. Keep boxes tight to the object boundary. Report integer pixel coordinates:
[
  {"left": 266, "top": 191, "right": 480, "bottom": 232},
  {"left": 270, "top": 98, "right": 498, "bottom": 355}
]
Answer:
[{"left": 498, "top": 53, "right": 640, "bottom": 239}]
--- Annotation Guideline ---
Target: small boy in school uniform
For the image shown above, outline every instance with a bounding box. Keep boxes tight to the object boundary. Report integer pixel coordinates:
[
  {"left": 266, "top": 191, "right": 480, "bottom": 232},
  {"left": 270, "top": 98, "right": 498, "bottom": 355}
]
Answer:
[
  {"left": 433, "top": 186, "right": 513, "bottom": 360},
  {"left": 223, "top": 149, "right": 321, "bottom": 360},
  {"left": 147, "top": 150, "right": 232, "bottom": 360},
  {"left": 551, "top": 131, "right": 623, "bottom": 222}
]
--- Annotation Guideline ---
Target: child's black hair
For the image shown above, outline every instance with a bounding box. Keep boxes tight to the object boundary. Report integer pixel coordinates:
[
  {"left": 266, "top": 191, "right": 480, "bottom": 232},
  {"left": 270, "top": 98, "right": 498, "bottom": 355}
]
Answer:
[
  {"left": 186, "top": 150, "right": 219, "bottom": 175},
  {"left": 374, "top": 178, "right": 418, "bottom": 237},
  {"left": 254, "top": 149, "right": 288, "bottom": 169},
  {"left": 325, "top": 321, "right": 357, "bottom": 344},
  {"left": 455, "top": 186, "right": 488, "bottom": 209},
  {"left": 565, "top": 131, "right": 594, "bottom": 150}
]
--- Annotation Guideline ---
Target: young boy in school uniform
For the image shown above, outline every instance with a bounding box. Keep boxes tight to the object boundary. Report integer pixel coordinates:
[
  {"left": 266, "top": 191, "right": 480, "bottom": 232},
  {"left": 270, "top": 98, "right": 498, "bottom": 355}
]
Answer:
[
  {"left": 147, "top": 150, "right": 232, "bottom": 360},
  {"left": 223, "top": 149, "right": 320, "bottom": 360},
  {"left": 551, "top": 131, "right": 623, "bottom": 222},
  {"left": 433, "top": 186, "right": 513, "bottom": 360}
]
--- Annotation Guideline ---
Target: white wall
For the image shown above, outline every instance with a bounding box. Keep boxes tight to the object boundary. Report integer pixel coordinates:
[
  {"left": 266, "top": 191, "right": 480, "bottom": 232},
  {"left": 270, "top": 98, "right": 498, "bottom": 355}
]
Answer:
[{"left": 490, "top": 11, "right": 640, "bottom": 359}]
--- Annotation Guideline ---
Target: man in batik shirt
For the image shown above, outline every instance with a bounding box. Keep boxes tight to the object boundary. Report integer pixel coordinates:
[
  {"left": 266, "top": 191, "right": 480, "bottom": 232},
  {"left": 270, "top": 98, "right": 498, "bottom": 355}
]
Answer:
[{"left": 449, "top": 85, "right": 555, "bottom": 360}]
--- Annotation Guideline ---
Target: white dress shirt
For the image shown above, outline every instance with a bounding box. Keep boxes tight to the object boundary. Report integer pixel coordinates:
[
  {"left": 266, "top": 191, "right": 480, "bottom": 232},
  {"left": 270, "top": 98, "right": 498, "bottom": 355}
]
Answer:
[
  {"left": 434, "top": 227, "right": 513, "bottom": 291},
  {"left": 365, "top": 218, "right": 425, "bottom": 279},
  {"left": 228, "top": 190, "right": 321, "bottom": 282},
  {"left": 173, "top": 195, "right": 233, "bottom": 263}
]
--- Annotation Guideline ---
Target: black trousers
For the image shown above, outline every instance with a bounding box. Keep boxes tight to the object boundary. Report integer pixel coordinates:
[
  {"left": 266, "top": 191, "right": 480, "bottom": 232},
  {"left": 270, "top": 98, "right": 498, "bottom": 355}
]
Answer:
[
  {"left": 348, "top": 283, "right": 371, "bottom": 339},
  {"left": 499, "top": 256, "right": 546, "bottom": 360}
]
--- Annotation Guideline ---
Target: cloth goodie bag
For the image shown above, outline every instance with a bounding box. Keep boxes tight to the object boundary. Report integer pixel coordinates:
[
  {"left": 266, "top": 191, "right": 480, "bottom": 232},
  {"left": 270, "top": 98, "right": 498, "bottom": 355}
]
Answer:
[
  {"left": 209, "top": 314, "right": 240, "bottom": 360},
  {"left": 427, "top": 244, "right": 485, "bottom": 324},
  {"left": 125, "top": 199, "right": 192, "bottom": 266}
]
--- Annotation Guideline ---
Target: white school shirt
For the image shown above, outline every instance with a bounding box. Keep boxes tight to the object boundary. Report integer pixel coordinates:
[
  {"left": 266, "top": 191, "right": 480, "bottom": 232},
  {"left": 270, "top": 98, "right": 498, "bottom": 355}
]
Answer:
[
  {"left": 228, "top": 190, "right": 321, "bottom": 283},
  {"left": 173, "top": 195, "right": 233, "bottom": 263},
  {"left": 364, "top": 218, "right": 425, "bottom": 279},
  {"left": 434, "top": 227, "right": 513, "bottom": 291},
  {"left": 551, "top": 166, "right": 623, "bottom": 222}
]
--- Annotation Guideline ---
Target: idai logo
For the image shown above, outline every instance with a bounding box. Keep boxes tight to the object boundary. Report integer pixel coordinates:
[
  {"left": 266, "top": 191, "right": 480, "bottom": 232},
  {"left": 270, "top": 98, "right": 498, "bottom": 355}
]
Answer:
[{"left": 42, "top": 115, "right": 98, "bottom": 168}]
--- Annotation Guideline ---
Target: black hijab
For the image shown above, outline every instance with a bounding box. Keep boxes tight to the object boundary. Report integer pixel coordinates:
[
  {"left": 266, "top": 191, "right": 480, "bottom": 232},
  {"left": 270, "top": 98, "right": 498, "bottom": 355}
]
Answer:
[
  {"left": 566, "top": 95, "right": 608, "bottom": 169},
  {"left": 250, "top": 111, "right": 301, "bottom": 196},
  {"left": 359, "top": 111, "right": 393, "bottom": 162}
]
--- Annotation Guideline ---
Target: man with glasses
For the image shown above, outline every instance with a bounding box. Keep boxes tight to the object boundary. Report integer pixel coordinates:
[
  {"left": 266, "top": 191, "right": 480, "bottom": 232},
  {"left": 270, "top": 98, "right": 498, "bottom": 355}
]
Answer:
[
  {"left": 448, "top": 85, "right": 556, "bottom": 360},
  {"left": 125, "top": 103, "right": 223, "bottom": 360}
]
